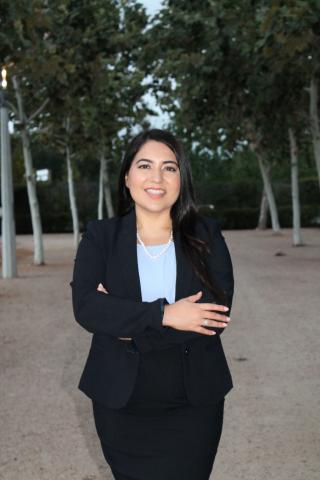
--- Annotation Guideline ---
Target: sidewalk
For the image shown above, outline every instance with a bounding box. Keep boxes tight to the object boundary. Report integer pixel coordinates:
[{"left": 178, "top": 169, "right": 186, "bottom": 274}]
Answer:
[{"left": 0, "top": 228, "right": 319, "bottom": 480}]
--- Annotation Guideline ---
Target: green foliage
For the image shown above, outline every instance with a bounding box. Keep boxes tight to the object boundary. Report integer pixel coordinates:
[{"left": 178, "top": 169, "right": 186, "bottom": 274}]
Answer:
[
  {"left": 2, "top": 0, "right": 155, "bottom": 188},
  {"left": 13, "top": 176, "right": 318, "bottom": 233},
  {"left": 142, "top": 0, "right": 320, "bottom": 168},
  {"left": 2, "top": 0, "right": 319, "bottom": 230},
  {"left": 196, "top": 177, "right": 319, "bottom": 229}
]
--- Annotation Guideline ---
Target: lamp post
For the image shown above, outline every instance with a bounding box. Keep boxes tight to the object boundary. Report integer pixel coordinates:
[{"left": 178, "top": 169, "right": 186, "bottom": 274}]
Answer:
[{"left": 1, "top": 67, "right": 17, "bottom": 278}]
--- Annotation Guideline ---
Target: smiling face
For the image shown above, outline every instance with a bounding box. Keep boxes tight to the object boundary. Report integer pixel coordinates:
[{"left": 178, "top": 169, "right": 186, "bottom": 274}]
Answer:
[{"left": 125, "top": 140, "right": 181, "bottom": 215}]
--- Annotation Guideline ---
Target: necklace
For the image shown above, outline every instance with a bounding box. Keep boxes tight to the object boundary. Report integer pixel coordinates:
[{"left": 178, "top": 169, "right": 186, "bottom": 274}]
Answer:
[{"left": 137, "top": 229, "right": 173, "bottom": 260}]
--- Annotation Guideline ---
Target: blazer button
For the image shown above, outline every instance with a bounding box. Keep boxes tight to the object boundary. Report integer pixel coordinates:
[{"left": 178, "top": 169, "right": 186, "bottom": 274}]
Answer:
[{"left": 184, "top": 346, "right": 190, "bottom": 356}]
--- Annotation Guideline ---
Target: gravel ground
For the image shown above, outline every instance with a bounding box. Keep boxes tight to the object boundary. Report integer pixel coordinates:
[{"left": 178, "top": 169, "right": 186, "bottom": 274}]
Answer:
[{"left": 0, "top": 228, "right": 319, "bottom": 480}]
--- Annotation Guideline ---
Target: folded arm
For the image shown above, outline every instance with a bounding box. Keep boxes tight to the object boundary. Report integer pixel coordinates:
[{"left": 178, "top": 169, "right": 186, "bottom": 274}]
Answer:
[
  {"left": 70, "top": 221, "right": 169, "bottom": 338},
  {"left": 131, "top": 220, "right": 234, "bottom": 353}
]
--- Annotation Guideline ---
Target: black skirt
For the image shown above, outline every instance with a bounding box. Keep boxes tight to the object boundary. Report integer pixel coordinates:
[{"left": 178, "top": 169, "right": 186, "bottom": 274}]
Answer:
[{"left": 92, "top": 345, "right": 225, "bottom": 480}]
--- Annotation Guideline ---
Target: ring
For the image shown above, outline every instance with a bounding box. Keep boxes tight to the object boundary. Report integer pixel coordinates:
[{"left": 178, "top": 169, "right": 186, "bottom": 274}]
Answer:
[{"left": 203, "top": 319, "right": 209, "bottom": 326}]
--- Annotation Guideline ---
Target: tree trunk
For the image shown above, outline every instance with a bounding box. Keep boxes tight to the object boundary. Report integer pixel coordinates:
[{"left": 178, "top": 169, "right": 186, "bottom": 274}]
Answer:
[
  {"left": 22, "top": 129, "right": 45, "bottom": 264},
  {"left": 309, "top": 76, "right": 320, "bottom": 190},
  {"left": 257, "top": 186, "right": 269, "bottom": 229},
  {"left": 246, "top": 123, "right": 280, "bottom": 233},
  {"left": 12, "top": 75, "right": 44, "bottom": 265},
  {"left": 66, "top": 144, "right": 80, "bottom": 249},
  {"left": 256, "top": 152, "right": 281, "bottom": 233},
  {"left": 98, "top": 152, "right": 105, "bottom": 220},
  {"left": 289, "top": 128, "right": 303, "bottom": 246},
  {"left": 104, "top": 158, "right": 114, "bottom": 218}
]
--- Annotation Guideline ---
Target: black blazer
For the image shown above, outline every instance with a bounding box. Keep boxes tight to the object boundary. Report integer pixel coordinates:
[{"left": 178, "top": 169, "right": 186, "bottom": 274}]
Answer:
[{"left": 70, "top": 207, "right": 234, "bottom": 409}]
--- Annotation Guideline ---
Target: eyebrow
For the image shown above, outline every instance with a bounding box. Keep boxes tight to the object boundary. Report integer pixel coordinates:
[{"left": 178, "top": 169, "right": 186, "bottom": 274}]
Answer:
[{"left": 135, "top": 158, "right": 179, "bottom": 166}]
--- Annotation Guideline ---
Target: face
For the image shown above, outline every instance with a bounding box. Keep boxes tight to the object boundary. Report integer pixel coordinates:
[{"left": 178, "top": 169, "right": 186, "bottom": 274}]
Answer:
[{"left": 125, "top": 140, "right": 181, "bottom": 215}]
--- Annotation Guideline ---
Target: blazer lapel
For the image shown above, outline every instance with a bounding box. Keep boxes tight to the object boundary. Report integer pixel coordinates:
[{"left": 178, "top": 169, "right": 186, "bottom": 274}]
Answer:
[
  {"left": 174, "top": 228, "right": 194, "bottom": 302},
  {"left": 116, "top": 207, "right": 194, "bottom": 303}
]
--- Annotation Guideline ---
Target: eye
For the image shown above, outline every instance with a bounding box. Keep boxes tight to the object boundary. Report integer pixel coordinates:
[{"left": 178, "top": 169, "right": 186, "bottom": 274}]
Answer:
[{"left": 137, "top": 164, "right": 178, "bottom": 171}]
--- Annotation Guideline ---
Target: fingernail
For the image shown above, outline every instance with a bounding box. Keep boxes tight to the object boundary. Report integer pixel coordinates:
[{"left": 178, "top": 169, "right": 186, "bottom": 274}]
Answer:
[{"left": 224, "top": 306, "right": 229, "bottom": 311}]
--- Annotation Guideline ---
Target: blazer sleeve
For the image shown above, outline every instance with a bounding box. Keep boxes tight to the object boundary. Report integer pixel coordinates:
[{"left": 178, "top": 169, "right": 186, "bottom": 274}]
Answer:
[
  {"left": 131, "top": 219, "right": 234, "bottom": 353},
  {"left": 70, "top": 220, "right": 169, "bottom": 337}
]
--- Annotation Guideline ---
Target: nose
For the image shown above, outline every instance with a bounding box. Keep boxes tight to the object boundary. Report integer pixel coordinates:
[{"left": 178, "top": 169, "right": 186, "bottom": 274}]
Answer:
[{"left": 149, "top": 166, "right": 163, "bottom": 182}]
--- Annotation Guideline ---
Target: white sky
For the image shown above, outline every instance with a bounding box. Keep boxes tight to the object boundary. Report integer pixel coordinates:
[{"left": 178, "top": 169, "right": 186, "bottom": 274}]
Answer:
[
  {"left": 141, "top": 0, "right": 164, "bottom": 17},
  {"left": 139, "top": 0, "right": 168, "bottom": 129}
]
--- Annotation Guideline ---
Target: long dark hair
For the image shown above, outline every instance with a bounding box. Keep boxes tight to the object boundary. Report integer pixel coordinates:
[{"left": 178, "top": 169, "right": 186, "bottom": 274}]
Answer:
[{"left": 116, "top": 128, "right": 227, "bottom": 305}]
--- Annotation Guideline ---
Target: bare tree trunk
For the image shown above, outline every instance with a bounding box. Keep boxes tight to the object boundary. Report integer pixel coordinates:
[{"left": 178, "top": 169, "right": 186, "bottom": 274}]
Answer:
[
  {"left": 66, "top": 144, "right": 80, "bottom": 249},
  {"left": 289, "top": 128, "right": 303, "bottom": 246},
  {"left": 309, "top": 76, "right": 320, "bottom": 190},
  {"left": 257, "top": 186, "right": 269, "bottom": 229},
  {"left": 256, "top": 152, "right": 281, "bottom": 233},
  {"left": 12, "top": 75, "right": 44, "bottom": 265},
  {"left": 246, "top": 123, "right": 280, "bottom": 233},
  {"left": 98, "top": 152, "right": 105, "bottom": 220},
  {"left": 104, "top": 157, "right": 114, "bottom": 218}
]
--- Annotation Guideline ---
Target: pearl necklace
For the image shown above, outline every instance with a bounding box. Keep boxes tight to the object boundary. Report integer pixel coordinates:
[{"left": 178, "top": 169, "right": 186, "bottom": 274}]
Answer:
[{"left": 137, "top": 229, "right": 173, "bottom": 260}]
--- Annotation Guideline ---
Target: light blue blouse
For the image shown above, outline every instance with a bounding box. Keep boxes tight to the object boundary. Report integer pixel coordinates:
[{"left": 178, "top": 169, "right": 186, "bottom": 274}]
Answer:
[{"left": 137, "top": 241, "right": 176, "bottom": 305}]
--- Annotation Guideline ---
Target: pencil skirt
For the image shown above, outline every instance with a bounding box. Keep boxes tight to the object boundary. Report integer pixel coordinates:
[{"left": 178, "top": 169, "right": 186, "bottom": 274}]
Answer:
[{"left": 92, "top": 346, "right": 225, "bottom": 480}]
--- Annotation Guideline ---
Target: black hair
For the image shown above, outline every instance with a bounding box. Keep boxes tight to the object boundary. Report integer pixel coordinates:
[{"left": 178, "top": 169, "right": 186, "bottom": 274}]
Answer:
[{"left": 116, "top": 128, "right": 227, "bottom": 305}]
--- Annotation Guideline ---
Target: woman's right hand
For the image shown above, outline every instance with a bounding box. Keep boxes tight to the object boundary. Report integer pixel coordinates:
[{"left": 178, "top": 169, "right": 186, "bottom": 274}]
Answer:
[{"left": 162, "top": 291, "right": 231, "bottom": 336}]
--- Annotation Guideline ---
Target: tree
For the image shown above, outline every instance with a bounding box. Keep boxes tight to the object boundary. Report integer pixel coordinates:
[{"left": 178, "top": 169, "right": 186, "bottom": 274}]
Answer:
[
  {"left": 1, "top": 1, "right": 53, "bottom": 264},
  {"left": 258, "top": 0, "right": 320, "bottom": 190},
  {"left": 141, "top": 0, "right": 283, "bottom": 231}
]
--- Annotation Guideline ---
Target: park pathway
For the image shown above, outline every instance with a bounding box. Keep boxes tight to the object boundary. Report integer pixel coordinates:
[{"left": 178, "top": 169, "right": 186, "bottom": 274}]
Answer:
[{"left": 0, "top": 228, "right": 319, "bottom": 480}]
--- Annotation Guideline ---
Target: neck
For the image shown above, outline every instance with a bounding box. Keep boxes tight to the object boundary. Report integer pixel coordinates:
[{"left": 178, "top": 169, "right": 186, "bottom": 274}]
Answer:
[{"left": 134, "top": 204, "right": 172, "bottom": 234}]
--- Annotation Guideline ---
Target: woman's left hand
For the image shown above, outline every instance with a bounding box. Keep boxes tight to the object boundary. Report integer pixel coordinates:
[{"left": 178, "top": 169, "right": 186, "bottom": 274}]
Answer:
[{"left": 97, "top": 283, "right": 132, "bottom": 341}]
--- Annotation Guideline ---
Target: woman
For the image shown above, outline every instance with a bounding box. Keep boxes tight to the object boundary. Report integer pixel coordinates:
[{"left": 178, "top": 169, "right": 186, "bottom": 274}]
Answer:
[{"left": 70, "top": 128, "right": 234, "bottom": 480}]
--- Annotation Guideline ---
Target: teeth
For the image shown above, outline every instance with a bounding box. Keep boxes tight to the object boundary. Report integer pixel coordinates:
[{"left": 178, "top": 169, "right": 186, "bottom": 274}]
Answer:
[{"left": 146, "top": 189, "right": 165, "bottom": 194}]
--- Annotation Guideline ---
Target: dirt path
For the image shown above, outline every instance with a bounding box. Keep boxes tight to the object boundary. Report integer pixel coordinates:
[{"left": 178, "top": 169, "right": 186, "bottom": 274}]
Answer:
[{"left": 0, "top": 228, "right": 319, "bottom": 480}]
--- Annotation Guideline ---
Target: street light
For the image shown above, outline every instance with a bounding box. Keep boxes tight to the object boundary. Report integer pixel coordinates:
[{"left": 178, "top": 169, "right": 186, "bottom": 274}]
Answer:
[{"left": 1, "top": 66, "right": 17, "bottom": 278}]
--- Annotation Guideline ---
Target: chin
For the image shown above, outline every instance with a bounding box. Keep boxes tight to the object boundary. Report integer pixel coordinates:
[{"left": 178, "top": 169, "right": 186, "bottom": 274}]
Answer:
[{"left": 135, "top": 201, "right": 173, "bottom": 214}]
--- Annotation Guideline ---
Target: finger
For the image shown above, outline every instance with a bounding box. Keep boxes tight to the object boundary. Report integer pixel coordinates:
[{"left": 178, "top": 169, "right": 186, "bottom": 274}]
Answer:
[
  {"left": 194, "top": 327, "right": 216, "bottom": 336},
  {"left": 203, "top": 311, "right": 231, "bottom": 322},
  {"left": 97, "top": 285, "right": 107, "bottom": 291},
  {"left": 199, "top": 303, "right": 229, "bottom": 312},
  {"left": 201, "top": 319, "right": 230, "bottom": 328},
  {"left": 97, "top": 285, "right": 108, "bottom": 293},
  {"left": 187, "top": 291, "right": 202, "bottom": 301}
]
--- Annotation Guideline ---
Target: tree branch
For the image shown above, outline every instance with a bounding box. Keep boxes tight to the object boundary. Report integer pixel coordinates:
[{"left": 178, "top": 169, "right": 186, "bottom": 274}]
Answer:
[
  {"left": 27, "top": 98, "right": 50, "bottom": 123},
  {"left": 6, "top": 101, "right": 19, "bottom": 116}
]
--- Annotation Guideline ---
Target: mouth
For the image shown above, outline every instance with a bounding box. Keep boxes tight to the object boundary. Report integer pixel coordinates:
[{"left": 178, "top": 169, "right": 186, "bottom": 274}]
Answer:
[{"left": 144, "top": 188, "right": 166, "bottom": 199}]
